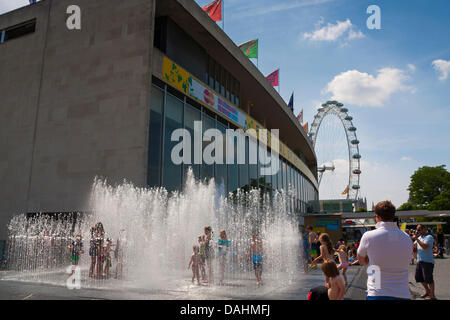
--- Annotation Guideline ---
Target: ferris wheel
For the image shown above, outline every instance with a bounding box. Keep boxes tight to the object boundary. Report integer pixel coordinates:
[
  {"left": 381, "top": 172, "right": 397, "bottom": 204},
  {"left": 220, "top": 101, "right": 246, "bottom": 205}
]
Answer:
[{"left": 309, "top": 100, "right": 361, "bottom": 200}]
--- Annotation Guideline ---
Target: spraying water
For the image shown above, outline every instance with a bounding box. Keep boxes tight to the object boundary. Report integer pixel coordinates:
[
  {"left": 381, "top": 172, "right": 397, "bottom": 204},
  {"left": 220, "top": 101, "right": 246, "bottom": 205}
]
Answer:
[{"left": 3, "top": 169, "right": 303, "bottom": 297}]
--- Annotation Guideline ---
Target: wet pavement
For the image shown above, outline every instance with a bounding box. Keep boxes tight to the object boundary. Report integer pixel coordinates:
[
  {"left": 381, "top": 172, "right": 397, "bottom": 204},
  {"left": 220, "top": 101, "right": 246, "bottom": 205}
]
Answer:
[{"left": 0, "top": 265, "right": 363, "bottom": 300}]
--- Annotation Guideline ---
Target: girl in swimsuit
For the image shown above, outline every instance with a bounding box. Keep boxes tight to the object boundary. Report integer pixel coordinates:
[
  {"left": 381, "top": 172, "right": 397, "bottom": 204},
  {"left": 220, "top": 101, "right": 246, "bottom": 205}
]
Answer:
[
  {"left": 217, "top": 229, "right": 230, "bottom": 285},
  {"left": 336, "top": 244, "right": 349, "bottom": 286}
]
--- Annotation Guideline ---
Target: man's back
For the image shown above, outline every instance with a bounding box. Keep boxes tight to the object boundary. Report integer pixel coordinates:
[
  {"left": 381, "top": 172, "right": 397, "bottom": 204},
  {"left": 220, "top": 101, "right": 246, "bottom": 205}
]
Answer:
[{"left": 358, "top": 222, "right": 412, "bottom": 299}]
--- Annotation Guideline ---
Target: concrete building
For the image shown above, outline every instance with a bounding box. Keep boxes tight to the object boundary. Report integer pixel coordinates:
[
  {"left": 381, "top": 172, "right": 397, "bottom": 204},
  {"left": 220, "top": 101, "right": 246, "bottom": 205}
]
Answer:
[{"left": 0, "top": 0, "right": 319, "bottom": 249}]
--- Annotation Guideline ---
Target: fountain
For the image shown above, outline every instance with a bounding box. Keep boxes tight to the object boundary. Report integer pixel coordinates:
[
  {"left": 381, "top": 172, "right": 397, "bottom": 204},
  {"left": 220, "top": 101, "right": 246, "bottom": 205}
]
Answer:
[{"left": 2, "top": 169, "right": 303, "bottom": 298}]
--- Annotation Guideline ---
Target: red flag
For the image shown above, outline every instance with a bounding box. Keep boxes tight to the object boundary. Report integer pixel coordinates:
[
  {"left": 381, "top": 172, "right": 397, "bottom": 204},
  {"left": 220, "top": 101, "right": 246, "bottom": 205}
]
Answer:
[
  {"left": 202, "top": 0, "right": 222, "bottom": 22},
  {"left": 297, "top": 109, "right": 303, "bottom": 124},
  {"left": 303, "top": 122, "right": 309, "bottom": 133},
  {"left": 266, "top": 69, "right": 279, "bottom": 87}
]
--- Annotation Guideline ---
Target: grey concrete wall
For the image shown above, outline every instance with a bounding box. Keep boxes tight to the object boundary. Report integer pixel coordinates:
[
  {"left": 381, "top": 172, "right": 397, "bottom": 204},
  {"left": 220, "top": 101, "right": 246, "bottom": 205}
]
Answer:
[
  {"left": 0, "top": 2, "right": 51, "bottom": 241},
  {"left": 0, "top": 0, "right": 156, "bottom": 240}
]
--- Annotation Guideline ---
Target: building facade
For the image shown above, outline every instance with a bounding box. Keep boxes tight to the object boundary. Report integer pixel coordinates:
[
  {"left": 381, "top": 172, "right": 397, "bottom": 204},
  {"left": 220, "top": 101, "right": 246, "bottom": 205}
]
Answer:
[{"left": 0, "top": 0, "right": 318, "bottom": 244}]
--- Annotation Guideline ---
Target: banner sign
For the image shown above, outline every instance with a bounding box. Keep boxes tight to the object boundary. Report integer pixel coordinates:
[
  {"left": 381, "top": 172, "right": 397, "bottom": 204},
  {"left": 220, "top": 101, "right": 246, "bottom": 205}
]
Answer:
[{"left": 162, "top": 56, "right": 318, "bottom": 189}]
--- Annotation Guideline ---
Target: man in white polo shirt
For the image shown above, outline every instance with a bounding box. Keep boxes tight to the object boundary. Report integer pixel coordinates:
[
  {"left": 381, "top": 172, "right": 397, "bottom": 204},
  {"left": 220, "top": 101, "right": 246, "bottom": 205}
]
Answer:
[{"left": 357, "top": 200, "right": 412, "bottom": 300}]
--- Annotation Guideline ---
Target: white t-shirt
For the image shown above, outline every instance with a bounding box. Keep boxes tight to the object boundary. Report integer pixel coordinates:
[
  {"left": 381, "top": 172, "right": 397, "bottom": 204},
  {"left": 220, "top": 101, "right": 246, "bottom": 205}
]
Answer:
[{"left": 357, "top": 221, "right": 412, "bottom": 299}]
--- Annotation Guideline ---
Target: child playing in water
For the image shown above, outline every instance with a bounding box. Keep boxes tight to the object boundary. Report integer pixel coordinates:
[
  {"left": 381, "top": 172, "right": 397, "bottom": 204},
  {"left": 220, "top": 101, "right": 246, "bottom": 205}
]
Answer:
[
  {"left": 312, "top": 233, "right": 334, "bottom": 264},
  {"left": 68, "top": 234, "right": 84, "bottom": 277},
  {"left": 321, "top": 260, "right": 345, "bottom": 300},
  {"left": 246, "top": 233, "right": 264, "bottom": 286},
  {"left": 188, "top": 245, "right": 201, "bottom": 285},
  {"left": 198, "top": 235, "right": 206, "bottom": 281},
  {"left": 336, "top": 245, "right": 349, "bottom": 286},
  {"left": 104, "top": 238, "right": 115, "bottom": 278},
  {"left": 217, "top": 229, "right": 230, "bottom": 285}
]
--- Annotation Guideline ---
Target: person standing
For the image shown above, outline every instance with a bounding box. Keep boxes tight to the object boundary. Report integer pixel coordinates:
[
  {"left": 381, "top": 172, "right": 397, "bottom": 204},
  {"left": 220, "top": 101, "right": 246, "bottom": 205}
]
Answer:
[
  {"left": 306, "top": 226, "right": 319, "bottom": 266},
  {"left": 217, "top": 229, "right": 230, "bottom": 286},
  {"left": 413, "top": 224, "right": 437, "bottom": 300},
  {"left": 357, "top": 200, "right": 412, "bottom": 300},
  {"left": 246, "top": 233, "right": 264, "bottom": 285}
]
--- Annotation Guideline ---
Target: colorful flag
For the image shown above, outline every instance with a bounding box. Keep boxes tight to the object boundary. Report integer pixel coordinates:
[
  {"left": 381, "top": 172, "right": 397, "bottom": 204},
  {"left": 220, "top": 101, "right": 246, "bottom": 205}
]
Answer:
[
  {"left": 297, "top": 109, "right": 303, "bottom": 124},
  {"left": 302, "top": 122, "right": 308, "bottom": 133},
  {"left": 342, "top": 185, "right": 349, "bottom": 195},
  {"left": 266, "top": 69, "right": 279, "bottom": 87},
  {"left": 202, "top": 0, "right": 222, "bottom": 22},
  {"left": 288, "top": 93, "right": 294, "bottom": 112},
  {"left": 238, "top": 39, "right": 258, "bottom": 59}
]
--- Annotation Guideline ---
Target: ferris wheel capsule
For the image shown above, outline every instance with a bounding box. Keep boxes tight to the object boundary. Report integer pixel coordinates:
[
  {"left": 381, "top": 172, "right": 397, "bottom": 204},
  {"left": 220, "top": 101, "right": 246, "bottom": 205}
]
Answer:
[
  {"left": 348, "top": 127, "right": 357, "bottom": 131},
  {"left": 345, "top": 116, "right": 353, "bottom": 121},
  {"left": 340, "top": 108, "right": 348, "bottom": 112},
  {"left": 352, "top": 154, "right": 361, "bottom": 159}
]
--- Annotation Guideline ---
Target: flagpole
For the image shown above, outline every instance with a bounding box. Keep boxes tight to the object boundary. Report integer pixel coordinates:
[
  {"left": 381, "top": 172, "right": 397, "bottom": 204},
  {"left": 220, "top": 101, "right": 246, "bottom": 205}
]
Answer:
[
  {"left": 278, "top": 68, "right": 280, "bottom": 94},
  {"left": 222, "top": 0, "right": 225, "bottom": 30}
]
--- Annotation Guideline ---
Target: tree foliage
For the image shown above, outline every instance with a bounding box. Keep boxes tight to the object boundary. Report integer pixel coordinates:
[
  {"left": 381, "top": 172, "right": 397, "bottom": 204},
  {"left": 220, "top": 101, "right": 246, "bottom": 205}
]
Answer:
[{"left": 408, "top": 165, "right": 450, "bottom": 209}]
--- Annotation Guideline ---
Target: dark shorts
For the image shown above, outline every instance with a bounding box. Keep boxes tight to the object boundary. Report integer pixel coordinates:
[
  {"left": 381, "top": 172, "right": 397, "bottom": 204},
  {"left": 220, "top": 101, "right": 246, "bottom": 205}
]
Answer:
[
  {"left": 415, "top": 261, "right": 434, "bottom": 284},
  {"left": 253, "top": 261, "right": 262, "bottom": 271}
]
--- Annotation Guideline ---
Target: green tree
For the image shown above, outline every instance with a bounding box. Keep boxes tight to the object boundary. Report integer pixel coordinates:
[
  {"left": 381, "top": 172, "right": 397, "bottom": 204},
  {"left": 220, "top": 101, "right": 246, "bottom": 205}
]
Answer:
[
  {"left": 408, "top": 165, "right": 450, "bottom": 208},
  {"left": 427, "top": 189, "right": 450, "bottom": 211},
  {"left": 355, "top": 207, "right": 367, "bottom": 213},
  {"left": 397, "top": 202, "right": 415, "bottom": 211}
]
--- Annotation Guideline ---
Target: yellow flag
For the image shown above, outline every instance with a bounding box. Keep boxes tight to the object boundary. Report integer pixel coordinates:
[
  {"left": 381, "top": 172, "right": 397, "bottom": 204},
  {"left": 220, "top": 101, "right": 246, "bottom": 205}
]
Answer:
[
  {"left": 342, "top": 186, "right": 349, "bottom": 195},
  {"left": 400, "top": 222, "right": 407, "bottom": 232}
]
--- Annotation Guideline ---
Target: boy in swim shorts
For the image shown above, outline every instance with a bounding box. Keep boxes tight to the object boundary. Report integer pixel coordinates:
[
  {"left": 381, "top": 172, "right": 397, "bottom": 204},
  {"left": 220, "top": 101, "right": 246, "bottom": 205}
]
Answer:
[{"left": 246, "top": 233, "right": 264, "bottom": 286}]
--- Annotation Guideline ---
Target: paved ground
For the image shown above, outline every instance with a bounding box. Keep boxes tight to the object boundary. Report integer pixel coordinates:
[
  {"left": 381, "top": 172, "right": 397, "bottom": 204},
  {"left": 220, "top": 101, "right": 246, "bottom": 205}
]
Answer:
[
  {"left": 408, "top": 255, "right": 450, "bottom": 300},
  {"left": 0, "top": 265, "right": 363, "bottom": 300}
]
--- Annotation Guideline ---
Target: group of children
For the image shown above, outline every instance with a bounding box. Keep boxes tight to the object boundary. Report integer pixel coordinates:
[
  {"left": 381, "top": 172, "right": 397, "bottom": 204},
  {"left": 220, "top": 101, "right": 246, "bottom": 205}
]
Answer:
[
  {"left": 188, "top": 226, "right": 231, "bottom": 286},
  {"left": 304, "top": 226, "right": 360, "bottom": 300},
  {"left": 188, "top": 227, "right": 264, "bottom": 286},
  {"left": 67, "top": 222, "right": 124, "bottom": 280}
]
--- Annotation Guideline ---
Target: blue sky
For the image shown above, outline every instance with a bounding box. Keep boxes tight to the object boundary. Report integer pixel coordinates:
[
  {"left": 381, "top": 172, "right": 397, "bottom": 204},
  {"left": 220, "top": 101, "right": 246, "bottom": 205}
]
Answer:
[
  {"left": 2, "top": 1, "right": 449, "bottom": 207},
  {"left": 195, "top": 0, "right": 450, "bottom": 207}
]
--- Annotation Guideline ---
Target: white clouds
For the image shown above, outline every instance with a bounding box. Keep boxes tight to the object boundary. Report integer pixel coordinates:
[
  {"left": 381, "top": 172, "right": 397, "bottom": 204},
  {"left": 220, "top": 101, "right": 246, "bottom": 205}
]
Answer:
[
  {"left": 324, "top": 68, "right": 411, "bottom": 107},
  {"left": 303, "top": 18, "right": 364, "bottom": 42},
  {"left": 401, "top": 156, "right": 412, "bottom": 161},
  {"left": 432, "top": 59, "right": 450, "bottom": 81},
  {"left": 407, "top": 64, "right": 416, "bottom": 73}
]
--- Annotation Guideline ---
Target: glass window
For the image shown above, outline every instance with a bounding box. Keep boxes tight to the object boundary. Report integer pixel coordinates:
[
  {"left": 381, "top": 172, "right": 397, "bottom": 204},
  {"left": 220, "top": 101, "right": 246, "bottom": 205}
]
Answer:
[
  {"left": 184, "top": 103, "right": 201, "bottom": 180},
  {"left": 163, "top": 93, "right": 183, "bottom": 192},
  {"left": 216, "top": 122, "right": 228, "bottom": 193},
  {"left": 277, "top": 158, "right": 282, "bottom": 192},
  {"left": 249, "top": 137, "right": 258, "bottom": 188},
  {"left": 221, "top": 67, "right": 226, "bottom": 96},
  {"left": 208, "top": 58, "right": 215, "bottom": 88},
  {"left": 201, "top": 113, "right": 215, "bottom": 181},
  {"left": 265, "top": 149, "right": 272, "bottom": 188},
  {"left": 282, "top": 161, "right": 287, "bottom": 192},
  {"left": 215, "top": 62, "right": 220, "bottom": 92},
  {"left": 228, "top": 126, "right": 239, "bottom": 194},
  {"left": 239, "top": 137, "right": 249, "bottom": 189},
  {"left": 235, "top": 82, "right": 240, "bottom": 107},
  {"left": 148, "top": 86, "right": 164, "bottom": 187}
]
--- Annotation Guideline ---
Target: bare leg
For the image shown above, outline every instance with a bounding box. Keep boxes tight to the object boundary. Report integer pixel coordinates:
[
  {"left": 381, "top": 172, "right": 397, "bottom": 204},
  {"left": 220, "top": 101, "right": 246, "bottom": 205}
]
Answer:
[
  {"left": 89, "top": 256, "right": 96, "bottom": 278},
  {"left": 427, "top": 282, "right": 436, "bottom": 299},
  {"left": 342, "top": 268, "right": 348, "bottom": 286},
  {"left": 420, "top": 282, "right": 430, "bottom": 297}
]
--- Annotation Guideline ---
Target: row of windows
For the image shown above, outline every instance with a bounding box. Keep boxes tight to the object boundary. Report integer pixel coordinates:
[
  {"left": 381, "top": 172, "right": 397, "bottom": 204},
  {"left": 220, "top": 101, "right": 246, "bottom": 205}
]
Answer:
[
  {"left": 0, "top": 19, "right": 36, "bottom": 44},
  {"left": 148, "top": 83, "right": 318, "bottom": 213},
  {"left": 206, "top": 56, "right": 240, "bottom": 107}
]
